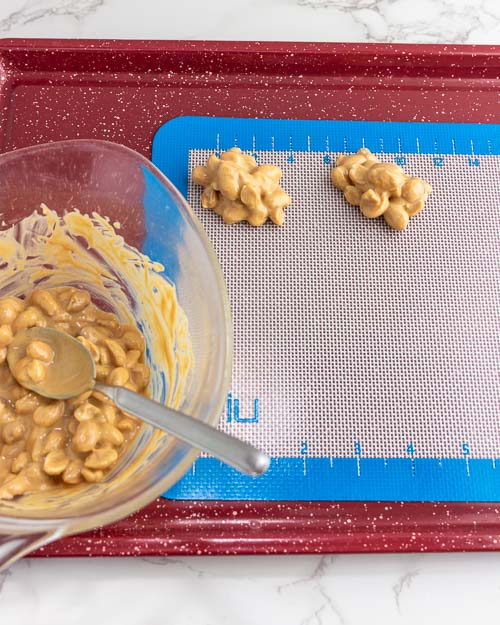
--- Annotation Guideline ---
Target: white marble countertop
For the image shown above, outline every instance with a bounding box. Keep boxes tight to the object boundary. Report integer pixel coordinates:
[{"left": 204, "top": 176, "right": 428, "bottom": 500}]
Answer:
[
  {"left": 0, "top": 0, "right": 499, "bottom": 43},
  {"left": 0, "top": 1, "right": 499, "bottom": 624}
]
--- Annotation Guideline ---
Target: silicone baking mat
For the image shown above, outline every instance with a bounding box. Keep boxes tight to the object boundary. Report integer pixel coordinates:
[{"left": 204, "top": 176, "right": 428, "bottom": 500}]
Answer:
[{"left": 153, "top": 116, "right": 500, "bottom": 502}]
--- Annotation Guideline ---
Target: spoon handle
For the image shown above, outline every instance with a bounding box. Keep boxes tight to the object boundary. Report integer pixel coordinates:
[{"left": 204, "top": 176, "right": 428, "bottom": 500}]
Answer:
[{"left": 95, "top": 383, "right": 270, "bottom": 477}]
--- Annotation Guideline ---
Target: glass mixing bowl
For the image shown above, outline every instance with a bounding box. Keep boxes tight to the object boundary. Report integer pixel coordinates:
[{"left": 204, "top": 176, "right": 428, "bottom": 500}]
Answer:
[{"left": 0, "top": 140, "right": 232, "bottom": 570}]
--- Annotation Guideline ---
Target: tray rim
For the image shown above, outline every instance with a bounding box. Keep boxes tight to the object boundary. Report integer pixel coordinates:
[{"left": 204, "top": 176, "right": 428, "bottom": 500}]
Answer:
[{"left": 0, "top": 38, "right": 498, "bottom": 557}]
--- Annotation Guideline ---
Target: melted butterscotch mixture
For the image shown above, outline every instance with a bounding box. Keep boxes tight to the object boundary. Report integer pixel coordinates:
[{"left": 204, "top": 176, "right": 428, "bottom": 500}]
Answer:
[{"left": 0, "top": 287, "right": 149, "bottom": 499}]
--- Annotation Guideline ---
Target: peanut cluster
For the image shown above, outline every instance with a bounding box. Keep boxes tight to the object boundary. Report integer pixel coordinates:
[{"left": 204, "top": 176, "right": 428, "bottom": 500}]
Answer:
[
  {"left": 331, "top": 148, "right": 432, "bottom": 230},
  {"left": 192, "top": 147, "right": 291, "bottom": 226}
]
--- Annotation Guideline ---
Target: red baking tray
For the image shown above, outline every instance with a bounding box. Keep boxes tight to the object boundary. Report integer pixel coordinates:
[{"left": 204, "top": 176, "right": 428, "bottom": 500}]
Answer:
[{"left": 1, "top": 39, "right": 499, "bottom": 556}]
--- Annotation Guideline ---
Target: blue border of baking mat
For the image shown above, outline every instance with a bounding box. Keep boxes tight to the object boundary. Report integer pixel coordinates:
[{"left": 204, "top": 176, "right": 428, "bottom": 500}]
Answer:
[{"left": 149, "top": 116, "right": 500, "bottom": 501}]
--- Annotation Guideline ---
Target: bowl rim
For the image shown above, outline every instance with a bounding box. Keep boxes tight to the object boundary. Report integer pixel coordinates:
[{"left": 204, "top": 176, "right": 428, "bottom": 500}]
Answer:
[{"left": 0, "top": 138, "right": 233, "bottom": 533}]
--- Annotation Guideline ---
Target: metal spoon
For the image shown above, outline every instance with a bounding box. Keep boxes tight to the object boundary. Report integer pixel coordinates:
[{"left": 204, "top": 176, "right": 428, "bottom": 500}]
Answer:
[{"left": 7, "top": 327, "right": 270, "bottom": 477}]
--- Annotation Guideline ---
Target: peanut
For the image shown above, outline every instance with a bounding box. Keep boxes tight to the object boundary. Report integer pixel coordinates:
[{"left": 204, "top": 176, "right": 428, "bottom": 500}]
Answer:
[
  {"left": 31, "top": 289, "right": 61, "bottom": 317},
  {"left": 42, "top": 430, "right": 66, "bottom": 455},
  {"left": 384, "top": 201, "right": 410, "bottom": 231},
  {"left": 74, "top": 402, "right": 101, "bottom": 422},
  {"left": 43, "top": 450, "right": 70, "bottom": 476},
  {"left": 0, "top": 298, "right": 24, "bottom": 325},
  {"left": 32, "top": 401, "right": 65, "bottom": 427},
  {"left": 2, "top": 419, "right": 26, "bottom": 445},
  {"left": 15, "top": 393, "right": 44, "bottom": 414},
  {"left": 26, "top": 340, "right": 54, "bottom": 362},
  {"left": 0, "top": 324, "right": 13, "bottom": 348},
  {"left": 104, "top": 338, "right": 127, "bottom": 367},
  {"left": 77, "top": 336, "right": 100, "bottom": 362},
  {"left": 13, "top": 306, "right": 46, "bottom": 332},
  {"left": 11, "top": 451, "right": 29, "bottom": 474},
  {"left": 27, "top": 359, "right": 47, "bottom": 383},
  {"left": 131, "top": 363, "right": 150, "bottom": 390},
  {"left": 107, "top": 366, "right": 129, "bottom": 386},
  {"left": 62, "top": 459, "right": 83, "bottom": 484},
  {"left": 81, "top": 467, "right": 104, "bottom": 483},
  {"left": 121, "top": 328, "right": 145, "bottom": 352},
  {"left": 66, "top": 289, "right": 91, "bottom": 313},
  {"left": 100, "top": 423, "right": 124, "bottom": 447},
  {"left": 84, "top": 447, "right": 118, "bottom": 470},
  {"left": 72, "top": 419, "right": 100, "bottom": 453},
  {"left": 124, "top": 349, "right": 141, "bottom": 368}
]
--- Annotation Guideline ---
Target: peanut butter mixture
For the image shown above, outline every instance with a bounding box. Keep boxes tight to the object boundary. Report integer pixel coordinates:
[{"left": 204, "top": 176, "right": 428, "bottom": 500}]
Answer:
[
  {"left": 331, "top": 148, "right": 432, "bottom": 230},
  {"left": 192, "top": 147, "right": 291, "bottom": 226},
  {"left": 0, "top": 287, "right": 148, "bottom": 499}
]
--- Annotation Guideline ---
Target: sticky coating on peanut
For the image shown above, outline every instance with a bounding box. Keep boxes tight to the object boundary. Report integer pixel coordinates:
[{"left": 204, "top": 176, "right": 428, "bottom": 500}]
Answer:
[
  {"left": 331, "top": 148, "right": 432, "bottom": 230},
  {"left": 192, "top": 147, "right": 292, "bottom": 226},
  {"left": 0, "top": 287, "right": 147, "bottom": 499}
]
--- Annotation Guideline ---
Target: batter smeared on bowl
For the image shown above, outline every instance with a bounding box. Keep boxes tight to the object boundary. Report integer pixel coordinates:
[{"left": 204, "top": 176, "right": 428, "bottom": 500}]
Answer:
[{"left": 0, "top": 206, "right": 192, "bottom": 499}]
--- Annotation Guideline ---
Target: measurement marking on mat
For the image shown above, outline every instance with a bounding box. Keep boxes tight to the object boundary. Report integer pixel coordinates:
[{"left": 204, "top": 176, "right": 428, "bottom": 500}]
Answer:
[
  {"left": 492, "top": 459, "right": 497, "bottom": 470},
  {"left": 287, "top": 136, "right": 295, "bottom": 163},
  {"left": 252, "top": 134, "right": 256, "bottom": 152},
  {"left": 416, "top": 136, "right": 421, "bottom": 154},
  {"left": 329, "top": 456, "right": 334, "bottom": 469},
  {"left": 407, "top": 443, "right": 416, "bottom": 475},
  {"left": 323, "top": 135, "right": 332, "bottom": 165},
  {"left": 307, "top": 135, "right": 311, "bottom": 152},
  {"left": 397, "top": 136, "right": 402, "bottom": 153},
  {"left": 462, "top": 442, "right": 471, "bottom": 477},
  {"left": 361, "top": 135, "right": 366, "bottom": 148},
  {"left": 343, "top": 135, "right": 348, "bottom": 152},
  {"left": 433, "top": 138, "right": 439, "bottom": 153},
  {"left": 355, "top": 441, "right": 362, "bottom": 477},
  {"left": 487, "top": 139, "right": 493, "bottom": 155},
  {"left": 379, "top": 136, "right": 384, "bottom": 153},
  {"left": 451, "top": 138, "right": 457, "bottom": 155},
  {"left": 300, "top": 441, "right": 308, "bottom": 476},
  {"left": 271, "top": 135, "right": 275, "bottom": 151},
  {"left": 215, "top": 132, "right": 220, "bottom": 154},
  {"left": 470, "top": 138, "right": 475, "bottom": 156}
]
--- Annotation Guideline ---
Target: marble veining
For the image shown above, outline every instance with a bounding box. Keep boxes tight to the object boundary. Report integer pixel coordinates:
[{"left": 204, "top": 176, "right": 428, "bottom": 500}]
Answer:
[
  {"left": 1, "top": 553, "right": 500, "bottom": 624},
  {"left": 0, "top": 1, "right": 499, "bottom": 624},
  {"left": 0, "top": 0, "right": 499, "bottom": 43}
]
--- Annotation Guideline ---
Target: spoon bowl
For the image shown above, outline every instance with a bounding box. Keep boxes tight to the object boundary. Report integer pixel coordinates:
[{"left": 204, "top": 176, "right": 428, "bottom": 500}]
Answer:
[{"left": 7, "top": 327, "right": 96, "bottom": 399}]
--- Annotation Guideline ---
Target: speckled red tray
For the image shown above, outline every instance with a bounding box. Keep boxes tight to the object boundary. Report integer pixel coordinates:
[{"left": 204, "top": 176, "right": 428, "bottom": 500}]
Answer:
[{"left": 1, "top": 39, "right": 499, "bottom": 556}]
